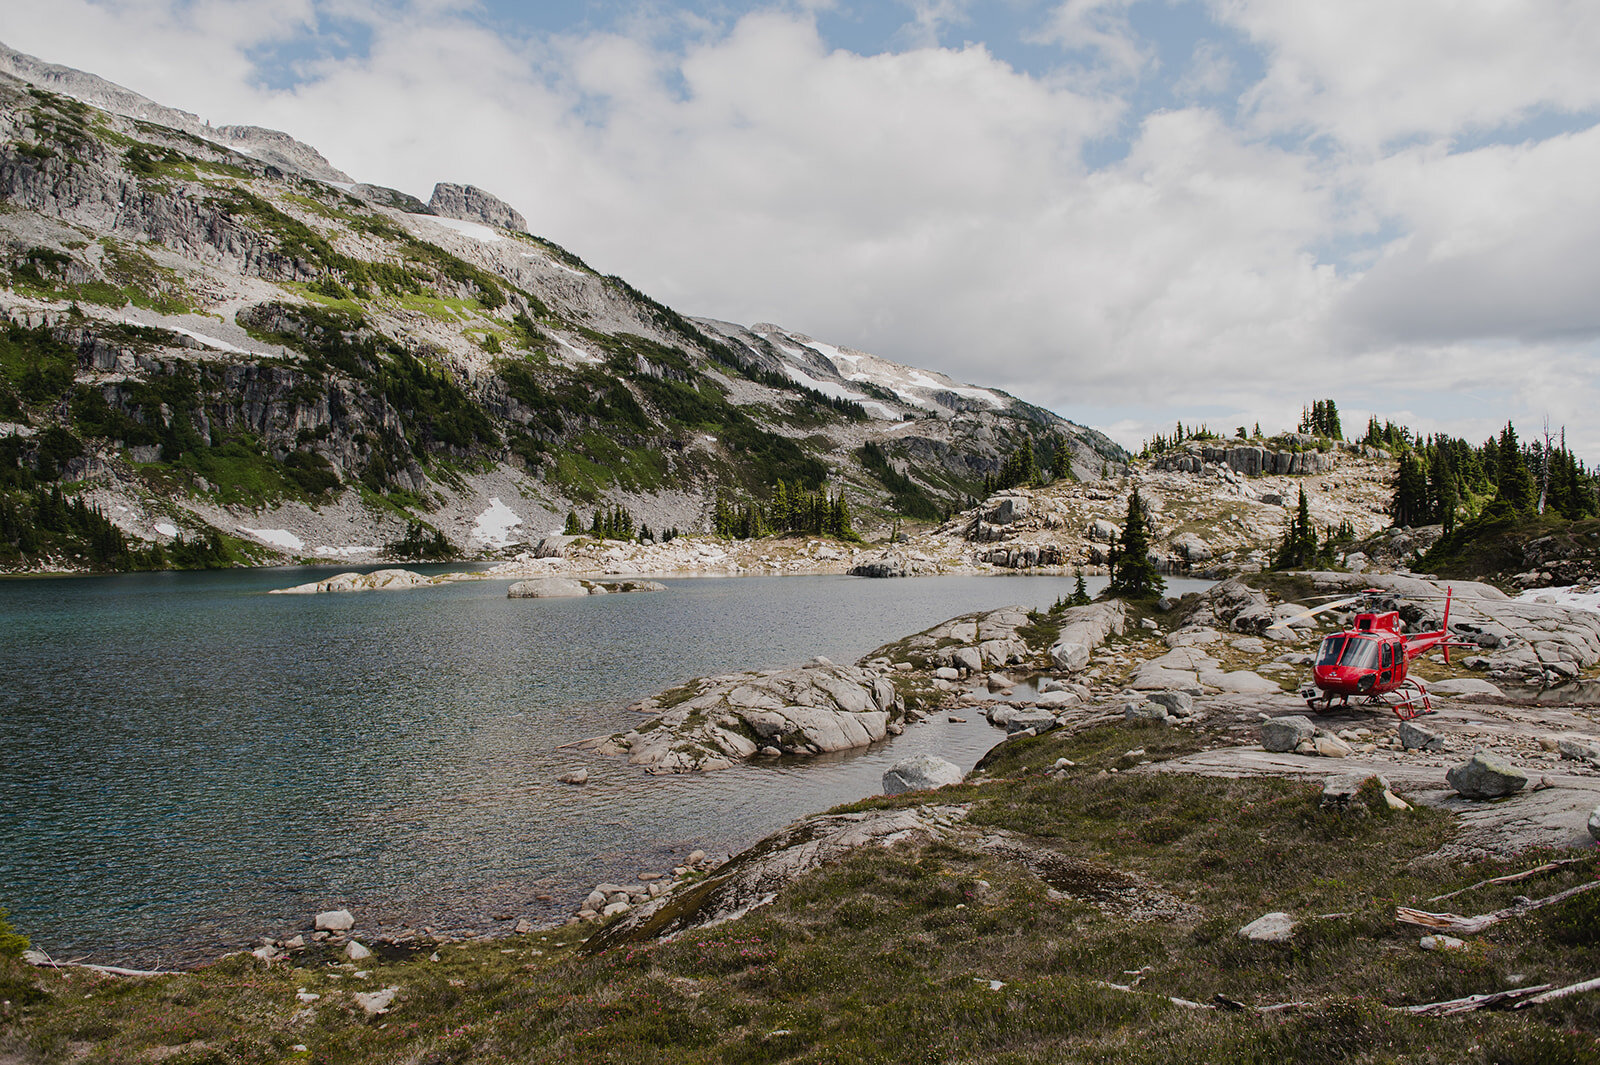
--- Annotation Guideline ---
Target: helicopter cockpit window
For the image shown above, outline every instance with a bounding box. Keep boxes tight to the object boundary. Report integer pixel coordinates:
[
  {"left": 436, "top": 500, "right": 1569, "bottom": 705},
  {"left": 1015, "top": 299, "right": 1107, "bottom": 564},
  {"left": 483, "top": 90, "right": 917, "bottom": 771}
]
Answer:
[
  {"left": 1338, "top": 638, "right": 1381, "bottom": 670},
  {"left": 1318, "top": 635, "right": 1380, "bottom": 669}
]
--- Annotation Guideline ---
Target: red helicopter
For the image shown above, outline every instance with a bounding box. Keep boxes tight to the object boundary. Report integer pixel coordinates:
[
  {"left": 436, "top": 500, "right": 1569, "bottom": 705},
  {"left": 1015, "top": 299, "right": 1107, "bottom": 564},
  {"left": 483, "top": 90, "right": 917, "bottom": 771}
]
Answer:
[{"left": 1270, "top": 588, "right": 1476, "bottom": 720}]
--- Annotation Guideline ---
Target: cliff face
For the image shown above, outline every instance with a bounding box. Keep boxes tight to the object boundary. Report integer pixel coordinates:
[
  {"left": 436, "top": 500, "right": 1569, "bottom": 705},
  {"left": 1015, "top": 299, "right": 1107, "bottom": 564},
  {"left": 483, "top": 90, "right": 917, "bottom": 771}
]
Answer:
[{"left": 0, "top": 49, "right": 1124, "bottom": 570}]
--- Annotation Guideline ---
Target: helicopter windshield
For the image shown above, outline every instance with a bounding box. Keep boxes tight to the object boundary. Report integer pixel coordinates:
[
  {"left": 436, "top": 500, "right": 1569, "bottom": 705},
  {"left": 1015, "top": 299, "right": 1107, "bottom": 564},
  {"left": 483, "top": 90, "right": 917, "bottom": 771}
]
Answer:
[{"left": 1317, "top": 635, "right": 1381, "bottom": 670}]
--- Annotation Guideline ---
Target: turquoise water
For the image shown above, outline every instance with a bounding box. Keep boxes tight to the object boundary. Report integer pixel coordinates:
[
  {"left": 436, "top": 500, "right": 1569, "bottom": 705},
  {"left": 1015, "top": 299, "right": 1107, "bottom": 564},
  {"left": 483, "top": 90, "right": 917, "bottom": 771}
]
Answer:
[{"left": 0, "top": 567, "right": 1202, "bottom": 967}]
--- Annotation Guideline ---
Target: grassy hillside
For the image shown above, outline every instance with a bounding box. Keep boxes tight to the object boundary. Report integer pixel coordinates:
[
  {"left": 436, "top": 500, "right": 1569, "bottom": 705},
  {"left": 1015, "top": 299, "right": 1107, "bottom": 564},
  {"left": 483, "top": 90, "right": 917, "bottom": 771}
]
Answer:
[{"left": 5, "top": 722, "right": 1597, "bottom": 1063}]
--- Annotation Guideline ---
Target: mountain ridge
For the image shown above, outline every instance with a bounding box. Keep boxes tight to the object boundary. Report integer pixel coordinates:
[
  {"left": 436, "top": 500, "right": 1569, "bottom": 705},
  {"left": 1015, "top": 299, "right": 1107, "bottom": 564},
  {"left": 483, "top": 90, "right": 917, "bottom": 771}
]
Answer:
[{"left": 0, "top": 42, "right": 1122, "bottom": 571}]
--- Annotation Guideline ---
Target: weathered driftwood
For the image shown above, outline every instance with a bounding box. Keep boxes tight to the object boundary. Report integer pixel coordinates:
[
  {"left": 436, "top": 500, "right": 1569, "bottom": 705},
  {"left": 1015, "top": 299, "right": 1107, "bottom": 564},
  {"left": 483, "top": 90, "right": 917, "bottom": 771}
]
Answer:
[
  {"left": 1401, "top": 985, "right": 1554, "bottom": 1016},
  {"left": 25, "top": 955, "right": 176, "bottom": 977},
  {"left": 1403, "top": 975, "right": 1600, "bottom": 1016},
  {"left": 1513, "top": 976, "right": 1600, "bottom": 1009},
  {"left": 1094, "top": 980, "right": 1309, "bottom": 1013},
  {"left": 1427, "top": 856, "right": 1595, "bottom": 904},
  {"left": 1396, "top": 879, "right": 1600, "bottom": 935}
]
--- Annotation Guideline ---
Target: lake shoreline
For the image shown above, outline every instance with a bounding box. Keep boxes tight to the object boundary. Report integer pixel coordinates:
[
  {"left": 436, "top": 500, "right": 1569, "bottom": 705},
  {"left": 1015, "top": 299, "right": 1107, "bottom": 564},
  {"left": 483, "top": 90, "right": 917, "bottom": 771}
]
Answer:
[{"left": 9, "top": 570, "right": 1161, "bottom": 970}]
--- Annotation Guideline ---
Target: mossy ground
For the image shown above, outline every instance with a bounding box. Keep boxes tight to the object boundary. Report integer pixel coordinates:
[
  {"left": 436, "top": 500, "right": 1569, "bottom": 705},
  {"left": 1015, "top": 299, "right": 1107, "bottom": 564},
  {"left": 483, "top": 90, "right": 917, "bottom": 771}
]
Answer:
[{"left": 6, "top": 721, "right": 1600, "bottom": 1064}]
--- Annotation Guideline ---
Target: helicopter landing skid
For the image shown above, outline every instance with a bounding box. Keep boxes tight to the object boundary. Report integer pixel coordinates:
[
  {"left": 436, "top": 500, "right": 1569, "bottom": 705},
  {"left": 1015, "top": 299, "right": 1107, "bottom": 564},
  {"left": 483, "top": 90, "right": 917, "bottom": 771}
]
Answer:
[
  {"left": 1300, "top": 682, "right": 1432, "bottom": 719},
  {"left": 1381, "top": 679, "right": 1434, "bottom": 720},
  {"left": 1300, "top": 687, "right": 1347, "bottom": 714}
]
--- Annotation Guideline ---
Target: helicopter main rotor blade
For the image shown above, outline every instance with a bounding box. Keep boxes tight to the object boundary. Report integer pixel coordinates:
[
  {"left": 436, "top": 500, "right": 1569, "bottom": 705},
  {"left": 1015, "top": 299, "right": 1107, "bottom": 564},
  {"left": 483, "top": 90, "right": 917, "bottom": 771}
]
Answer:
[{"left": 1265, "top": 595, "right": 1366, "bottom": 632}]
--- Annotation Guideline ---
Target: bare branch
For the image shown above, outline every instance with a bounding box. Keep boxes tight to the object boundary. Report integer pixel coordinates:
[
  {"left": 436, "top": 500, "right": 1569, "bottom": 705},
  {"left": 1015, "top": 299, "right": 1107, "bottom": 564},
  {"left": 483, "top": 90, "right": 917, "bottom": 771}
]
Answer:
[{"left": 1427, "top": 856, "right": 1594, "bottom": 904}]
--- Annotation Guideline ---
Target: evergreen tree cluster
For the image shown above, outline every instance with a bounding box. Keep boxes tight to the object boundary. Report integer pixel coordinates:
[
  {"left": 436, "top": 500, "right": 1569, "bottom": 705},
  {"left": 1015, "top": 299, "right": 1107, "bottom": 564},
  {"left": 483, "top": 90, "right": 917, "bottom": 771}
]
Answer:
[
  {"left": 856, "top": 442, "right": 942, "bottom": 520},
  {"left": 564, "top": 505, "right": 675, "bottom": 543},
  {"left": 1270, "top": 488, "right": 1353, "bottom": 570},
  {"left": 985, "top": 437, "right": 1041, "bottom": 494},
  {"left": 981, "top": 435, "right": 1080, "bottom": 495},
  {"left": 1361, "top": 417, "right": 1411, "bottom": 452},
  {"left": 386, "top": 521, "right": 457, "bottom": 560},
  {"left": 714, "top": 481, "right": 858, "bottom": 541},
  {"left": 1388, "top": 421, "right": 1596, "bottom": 530},
  {"left": 591, "top": 505, "right": 637, "bottom": 541},
  {"left": 1138, "top": 421, "right": 1220, "bottom": 459},
  {"left": 0, "top": 485, "right": 231, "bottom": 570},
  {"left": 1298, "top": 400, "right": 1343, "bottom": 440}
]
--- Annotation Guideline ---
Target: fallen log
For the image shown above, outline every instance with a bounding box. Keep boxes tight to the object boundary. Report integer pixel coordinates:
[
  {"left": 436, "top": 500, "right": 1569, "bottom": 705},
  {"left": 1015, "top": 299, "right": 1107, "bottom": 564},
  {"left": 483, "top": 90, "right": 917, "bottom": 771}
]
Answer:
[
  {"left": 1397, "top": 879, "right": 1600, "bottom": 935},
  {"left": 1512, "top": 976, "right": 1600, "bottom": 1009},
  {"left": 1401, "top": 985, "right": 1554, "bottom": 1016},
  {"left": 1402, "top": 975, "right": 1600, "bottom": 1016}
]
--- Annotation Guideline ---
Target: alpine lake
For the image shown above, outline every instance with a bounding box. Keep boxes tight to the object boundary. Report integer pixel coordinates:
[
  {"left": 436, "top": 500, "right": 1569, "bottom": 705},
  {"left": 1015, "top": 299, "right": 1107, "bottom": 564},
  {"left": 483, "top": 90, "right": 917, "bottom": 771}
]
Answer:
[{"left": 0, "top": 567, "right": 1212, "bottom": 968}]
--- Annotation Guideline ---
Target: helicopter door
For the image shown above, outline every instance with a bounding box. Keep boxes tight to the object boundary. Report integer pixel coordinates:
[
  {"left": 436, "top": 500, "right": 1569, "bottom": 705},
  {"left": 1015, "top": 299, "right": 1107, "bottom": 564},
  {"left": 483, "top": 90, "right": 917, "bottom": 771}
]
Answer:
[{"left": 1379, "top": 641, "right": 1394, "bottom": 685}]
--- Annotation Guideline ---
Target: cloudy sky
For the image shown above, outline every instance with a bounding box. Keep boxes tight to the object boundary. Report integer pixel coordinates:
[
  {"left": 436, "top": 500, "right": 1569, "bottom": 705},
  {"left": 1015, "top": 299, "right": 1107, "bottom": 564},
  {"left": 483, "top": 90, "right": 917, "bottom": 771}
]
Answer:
[{"left": 7, "top": 1, "right": 1600, "bottom": 456}]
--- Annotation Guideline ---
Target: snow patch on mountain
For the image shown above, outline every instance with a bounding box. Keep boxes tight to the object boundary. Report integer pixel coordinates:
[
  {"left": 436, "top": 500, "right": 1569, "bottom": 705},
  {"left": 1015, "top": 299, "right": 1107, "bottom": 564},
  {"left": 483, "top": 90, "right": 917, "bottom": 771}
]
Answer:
[
  {"left": 699, "top": 319, "right": 1018, "bottom": 421},
  {"left": 472, "top": 498, "right": 523, "bottom": 548},
  {"left": 239, "top": 527, "right": 305, "bottom": 551},
  {"left": 417, "top": 215, "right": 505, "bottom": 244}
]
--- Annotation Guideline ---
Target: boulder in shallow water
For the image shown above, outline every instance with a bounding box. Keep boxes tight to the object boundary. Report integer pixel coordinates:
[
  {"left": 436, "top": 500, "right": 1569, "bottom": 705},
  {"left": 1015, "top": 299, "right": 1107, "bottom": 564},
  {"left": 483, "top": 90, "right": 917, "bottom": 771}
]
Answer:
[
  {"left": 1005, "top": 709, "right": 1058, "bottom": 734},
  {"left": 315, "top": 909, "right": 355, "bottom": 932},
  {"left": 508, "top": 577, "right": 591, "bottom": 598},
  {"left": 509, "top": 578, "right": 665, "bottom": 598},
  {"left": 883, "top": 754, "right": 966, "bottom": 795}
]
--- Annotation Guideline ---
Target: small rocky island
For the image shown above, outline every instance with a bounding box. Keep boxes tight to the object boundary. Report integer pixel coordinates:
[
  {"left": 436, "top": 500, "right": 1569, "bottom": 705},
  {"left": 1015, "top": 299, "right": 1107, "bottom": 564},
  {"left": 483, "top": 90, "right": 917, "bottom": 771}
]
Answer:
[{"left": 507, "top": 578, "right": 666, "bottom": 598}]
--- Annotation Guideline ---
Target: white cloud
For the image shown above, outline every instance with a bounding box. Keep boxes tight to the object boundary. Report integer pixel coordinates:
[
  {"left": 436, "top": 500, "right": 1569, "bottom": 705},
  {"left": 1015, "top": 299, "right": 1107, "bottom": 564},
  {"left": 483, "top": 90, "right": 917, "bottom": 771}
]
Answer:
[
  {"left": 1218, "top": 0, "right": 1600, "bottom": 146},
  {"left": 5, "top": 0, "right": 1600, "bottom": 460},
  {"left": 1173, "top": 38, "right": 1234, "bottom": 99},
  {"left": 1341, "top": 128, "right": 1600, "bottom": 345},
  {"left": 1029, "top": 0, "right": 1151, "bottom": 84},
  {"left": 892, "top": 0, "right": 972, "bottom": 48}
]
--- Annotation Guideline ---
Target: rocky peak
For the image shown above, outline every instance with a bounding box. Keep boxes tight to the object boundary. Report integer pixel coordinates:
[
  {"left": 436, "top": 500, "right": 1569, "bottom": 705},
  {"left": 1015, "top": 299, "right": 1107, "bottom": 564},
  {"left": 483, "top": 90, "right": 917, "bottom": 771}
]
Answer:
[
  {"left": 428, "top": 183, "right": 527, "bottom": 233},
  {"left": 0, "top": 40, "right": 351, "bottom": 183}
]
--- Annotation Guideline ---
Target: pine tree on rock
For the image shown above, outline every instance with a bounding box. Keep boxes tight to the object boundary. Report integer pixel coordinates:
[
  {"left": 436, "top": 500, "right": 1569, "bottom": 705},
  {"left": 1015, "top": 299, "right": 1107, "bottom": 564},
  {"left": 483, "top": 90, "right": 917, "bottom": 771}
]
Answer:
[{"left": 1389, "top": 451, "right": 1429, "bottom": 527}]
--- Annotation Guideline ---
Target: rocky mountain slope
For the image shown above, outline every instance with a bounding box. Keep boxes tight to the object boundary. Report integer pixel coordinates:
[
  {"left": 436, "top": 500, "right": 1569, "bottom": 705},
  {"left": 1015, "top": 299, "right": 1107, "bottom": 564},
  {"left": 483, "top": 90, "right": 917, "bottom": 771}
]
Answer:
[
  {"left": 0, "top": 43, "right": 1121, "bottom": 570},
  {"left": 835, "top": 437, "right": 1397, "bottom": 578}
]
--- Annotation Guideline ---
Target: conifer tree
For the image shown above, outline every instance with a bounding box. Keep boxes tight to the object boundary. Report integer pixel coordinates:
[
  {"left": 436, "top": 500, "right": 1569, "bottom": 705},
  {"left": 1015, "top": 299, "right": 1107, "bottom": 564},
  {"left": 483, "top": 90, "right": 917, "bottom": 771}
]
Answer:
[
  {"left": 563, "top": 510, "right": 582, "bottom": 535},
  {"left": 1275, "top": 488, "right": 1320, "bottom": 568},
  {"left": 1493, "top": 422, "right": 1537, "bottom": 516},
  {"left": 1389, "top": 451, "right": 1429, "bottom": 527},
  {"left": 1108, "top": 487, "right": 1164, "bottom": 598},
  {"left": 1069, "top": 567, "right": 1091, "bottom": 607},
  {"left": 772, "top": 479, "right": 791, "bottom": 531},
  {"left": 1051, "top": 440, "right": 1072, "bottom": 482},
  {"left": 1427, "top": 444, "right": 1457, "bottom": 529}
]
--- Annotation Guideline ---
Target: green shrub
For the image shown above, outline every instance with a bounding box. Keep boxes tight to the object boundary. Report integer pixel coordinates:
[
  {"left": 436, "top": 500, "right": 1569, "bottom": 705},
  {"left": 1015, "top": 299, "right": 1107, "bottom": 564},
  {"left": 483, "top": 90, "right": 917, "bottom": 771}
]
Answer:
[
  {"left": 1545, "top": 886, "right": 1600, "bottom": 947},
  {"left": 0, "top": 906, "right": 29, "bottom": 957}
]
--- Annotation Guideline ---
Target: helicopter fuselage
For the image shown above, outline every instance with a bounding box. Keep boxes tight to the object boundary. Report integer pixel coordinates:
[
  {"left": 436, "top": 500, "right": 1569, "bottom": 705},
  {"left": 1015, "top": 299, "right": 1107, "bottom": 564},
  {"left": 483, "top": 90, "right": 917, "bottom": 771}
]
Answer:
[{"left": 1312, "top": 612, "right": 1409, "bottom": 698}]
